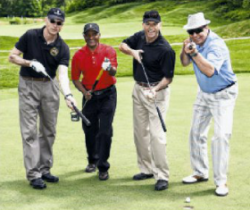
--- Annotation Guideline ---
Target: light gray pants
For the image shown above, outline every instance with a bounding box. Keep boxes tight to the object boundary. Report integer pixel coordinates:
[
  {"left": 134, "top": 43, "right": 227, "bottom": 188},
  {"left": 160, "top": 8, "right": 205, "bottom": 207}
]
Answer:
[
  {"left": 189, "top": 84, "right": 238, "bottom": 186},
  {"left": 18, "top": 76, "right": 60, "bottom": 181},
  {"left": 133, "top": 83, "right": 170, "bottom": 181}
]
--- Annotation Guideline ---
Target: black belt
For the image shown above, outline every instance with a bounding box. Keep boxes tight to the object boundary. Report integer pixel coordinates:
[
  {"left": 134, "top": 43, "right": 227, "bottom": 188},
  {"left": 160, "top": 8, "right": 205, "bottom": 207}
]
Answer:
[
  {"left": 22, "top": 76, "right": 50, "bottom": 82},
  {"left": 136, "top": 81, "right": 159, "bottom": 87},
  {"left": 218, "top": 82, "right": 236, "bottom": 92},
  {"left": 92, "top": 85, "right": 114, "bottom": 96}
]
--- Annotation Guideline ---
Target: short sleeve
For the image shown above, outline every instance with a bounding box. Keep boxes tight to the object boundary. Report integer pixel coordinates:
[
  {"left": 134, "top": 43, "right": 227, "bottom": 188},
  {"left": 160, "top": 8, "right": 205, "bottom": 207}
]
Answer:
[
  {"left": 106, "top": 47, "right": 118, "bottom": 68},
  {"left": 59, "top": 44, "right": 70, "bottom": 67},
  {"left": 15, "top": 31, "right": 29, "bottom": 53},
  {"left": 122, "top": 31, "right": 142, "bottom": 49},
  {"left": 159, "top": 48, "right": 175, "bottom": 78}
]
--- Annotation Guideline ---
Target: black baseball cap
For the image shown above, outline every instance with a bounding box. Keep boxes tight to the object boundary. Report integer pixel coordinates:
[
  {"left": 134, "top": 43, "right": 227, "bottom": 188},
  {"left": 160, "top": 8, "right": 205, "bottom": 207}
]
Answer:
[
  {"left": 143, "top": 10, "right": 161, "bottom": 23},
  {"left": 83, "top": 23, "right": 100, "bottom": 34},
  {"left": 47, "top": 8, "right": 65, "bottom": 22}
]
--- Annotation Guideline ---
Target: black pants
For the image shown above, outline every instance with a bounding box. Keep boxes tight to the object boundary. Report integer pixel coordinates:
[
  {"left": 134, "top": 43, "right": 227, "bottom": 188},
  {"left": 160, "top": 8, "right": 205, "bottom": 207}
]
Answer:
[{"left": 82, "top": 85, "right": 117, "bottom": 172}]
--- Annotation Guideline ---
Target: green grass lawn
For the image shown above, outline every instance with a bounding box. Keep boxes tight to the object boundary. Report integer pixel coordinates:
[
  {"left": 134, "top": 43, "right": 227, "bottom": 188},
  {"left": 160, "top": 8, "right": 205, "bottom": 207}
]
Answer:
[{"left": 0, "top": 75, "right": 250, "bottom": 210}]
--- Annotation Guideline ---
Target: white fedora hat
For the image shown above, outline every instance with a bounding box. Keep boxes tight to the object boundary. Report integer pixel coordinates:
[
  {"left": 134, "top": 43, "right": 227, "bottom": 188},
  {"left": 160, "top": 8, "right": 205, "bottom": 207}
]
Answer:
[{"left": 183, "top": 12, "right": 210, "bottom": 30}]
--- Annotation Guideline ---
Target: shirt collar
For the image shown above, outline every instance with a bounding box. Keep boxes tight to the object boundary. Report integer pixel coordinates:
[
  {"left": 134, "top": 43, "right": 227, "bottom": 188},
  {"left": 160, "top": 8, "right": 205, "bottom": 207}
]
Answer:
[{"left": 38, "top": 26, "right": 61, "bottom": 47}]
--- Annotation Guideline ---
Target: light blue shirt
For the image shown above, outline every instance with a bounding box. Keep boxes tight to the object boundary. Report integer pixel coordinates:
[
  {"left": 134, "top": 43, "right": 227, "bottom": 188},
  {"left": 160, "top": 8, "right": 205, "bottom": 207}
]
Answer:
[{"left": 191, "top": 30, "right": 237, "bottom": 93}]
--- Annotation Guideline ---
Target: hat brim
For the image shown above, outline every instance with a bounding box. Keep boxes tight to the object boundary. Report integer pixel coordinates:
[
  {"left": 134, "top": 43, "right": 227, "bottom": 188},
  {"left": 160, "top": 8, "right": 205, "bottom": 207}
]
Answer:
[
  {"left": 48, "top": 15, "right": 64, "bottom": 22},
  {"left": 143, "top": 18, "right": 161, "bottom": 23},
  {"left": 183, "top": 20, "right": 210, "bottom": 30}
]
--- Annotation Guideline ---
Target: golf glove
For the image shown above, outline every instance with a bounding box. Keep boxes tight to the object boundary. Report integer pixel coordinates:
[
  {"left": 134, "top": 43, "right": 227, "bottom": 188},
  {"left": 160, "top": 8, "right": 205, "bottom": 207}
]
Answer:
[
  {"left": 102, "top": 58, "right": 112, "bottom": 71},
  {"left": 30, "top": 61, "right": 48, "bottom": 76},
  {"left": 143, "top": 89, "right": 156, "bottom": 102}
]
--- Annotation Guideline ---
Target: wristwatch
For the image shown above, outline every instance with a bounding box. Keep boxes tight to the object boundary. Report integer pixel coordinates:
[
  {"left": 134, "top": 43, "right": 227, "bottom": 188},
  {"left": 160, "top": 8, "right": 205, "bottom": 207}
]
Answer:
[
  {"left": 65, "top": 93, "right": 73, "bottom": 100},
  {"left": 190, "top": 51, "right": 198, "bottom": 57}
]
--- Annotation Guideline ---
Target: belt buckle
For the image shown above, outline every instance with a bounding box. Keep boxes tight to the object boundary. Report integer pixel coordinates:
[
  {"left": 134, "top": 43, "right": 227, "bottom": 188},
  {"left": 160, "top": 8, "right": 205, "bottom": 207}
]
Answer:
[{"left": 93, "top": 90, "right": 103, "bottom": 95}]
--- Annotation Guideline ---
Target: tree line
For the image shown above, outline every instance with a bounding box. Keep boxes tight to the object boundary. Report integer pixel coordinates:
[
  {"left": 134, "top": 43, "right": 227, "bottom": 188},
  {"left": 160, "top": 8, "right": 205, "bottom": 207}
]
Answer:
[{"left": 0, "top": 0, "right": 249, "bottom": 19}]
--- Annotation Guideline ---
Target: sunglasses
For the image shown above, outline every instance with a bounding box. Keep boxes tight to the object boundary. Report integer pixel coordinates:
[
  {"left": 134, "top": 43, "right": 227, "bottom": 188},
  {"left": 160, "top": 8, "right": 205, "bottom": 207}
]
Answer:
[
  {"left": 49, "top": 19, "right": 63, "bottom": 26},
  {"left": 187, "top": 27, "right": 204, "bottom": 35}
]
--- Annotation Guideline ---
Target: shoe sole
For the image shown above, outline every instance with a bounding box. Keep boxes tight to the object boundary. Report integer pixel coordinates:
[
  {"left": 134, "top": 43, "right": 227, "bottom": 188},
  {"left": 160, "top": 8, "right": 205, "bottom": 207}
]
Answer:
[
  {"left": 155, "top": 186, "right": 168, "bottom": 191},
  {"left": 182, "top": 178, "right": 208, "bottom": 184},
  {"left": 85, "top": 169, "right": 96, "bottom": 173},
  {"left": 215, "top": 192, "right": 228, "bottom": 197}
]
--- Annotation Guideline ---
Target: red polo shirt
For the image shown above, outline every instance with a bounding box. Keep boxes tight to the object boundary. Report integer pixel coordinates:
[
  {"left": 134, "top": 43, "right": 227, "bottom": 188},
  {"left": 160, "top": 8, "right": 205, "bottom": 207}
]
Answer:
[{"left": 71, "top": 43, "right": 117, "bottom": 91}]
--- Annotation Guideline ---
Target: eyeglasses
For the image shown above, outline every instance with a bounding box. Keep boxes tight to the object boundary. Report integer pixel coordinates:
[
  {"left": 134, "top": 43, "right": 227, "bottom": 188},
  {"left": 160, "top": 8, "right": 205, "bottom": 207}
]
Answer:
[
  {"left": 187, "top": 27, "right": 204, "bottom": 35},
  {"left": 49, "top": 19, "right": 63, "bottom": 26}
]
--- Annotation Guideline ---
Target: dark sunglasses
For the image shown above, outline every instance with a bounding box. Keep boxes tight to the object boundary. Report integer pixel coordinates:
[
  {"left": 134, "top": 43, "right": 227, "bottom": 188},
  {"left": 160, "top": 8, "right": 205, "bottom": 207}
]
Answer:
[
  {"left": 187, "top": 27, "right": 204, "bottom": 35},
  {"left": 49, "top": 19, "right": 63, "bottom": 26}
]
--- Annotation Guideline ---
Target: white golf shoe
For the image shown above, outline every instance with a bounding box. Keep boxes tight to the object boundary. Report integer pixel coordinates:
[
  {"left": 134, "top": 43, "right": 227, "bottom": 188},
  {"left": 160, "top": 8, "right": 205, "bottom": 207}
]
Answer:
[
  {"left": 215, "top": 185, "right": 229, "bottom": 196},
  {"left": 182, "top": 175, "right": 208, "bottom": 184}
]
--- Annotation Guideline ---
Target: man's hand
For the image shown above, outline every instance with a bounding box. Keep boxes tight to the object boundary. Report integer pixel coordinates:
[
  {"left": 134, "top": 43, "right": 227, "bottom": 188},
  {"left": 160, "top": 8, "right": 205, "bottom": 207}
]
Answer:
[
  {"left": 102, "top": 58, "right": 112, "bottom": 71},
  {"left": 65, "top": 95, "right": 77, "bottom": 111},
  {"left": 30, "top": 61, "right": 48, "bottom": 76},
  {"left": 183, "top": 38, "right": 197, "bottom": 55},
  {"left": 143, "top": 88, "right": 156, "bottom": 102},
  {"left": 84, "top": 90, "right": 92, "bottom": 101},
  {"left": 131, "top": 49, "right": 144, "bottom": 63}
]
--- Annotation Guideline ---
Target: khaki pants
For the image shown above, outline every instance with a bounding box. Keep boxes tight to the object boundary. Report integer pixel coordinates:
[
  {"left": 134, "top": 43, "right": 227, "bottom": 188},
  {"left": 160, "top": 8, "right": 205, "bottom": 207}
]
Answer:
[
  {"left": 18, "top": 76, "right": 60, "bottom": 181},
  {"left": 189, "top": 84, "right": 238, "bottom": 186},
  {"left": 132, "top": 83, "right": 170, "bottom": 181}
]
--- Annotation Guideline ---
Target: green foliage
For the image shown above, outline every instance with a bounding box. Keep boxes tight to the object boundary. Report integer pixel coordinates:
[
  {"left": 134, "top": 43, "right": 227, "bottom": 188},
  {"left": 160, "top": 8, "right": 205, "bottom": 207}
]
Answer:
[{"left": 9, "top": 17, "right": 22, "bottom": 25}]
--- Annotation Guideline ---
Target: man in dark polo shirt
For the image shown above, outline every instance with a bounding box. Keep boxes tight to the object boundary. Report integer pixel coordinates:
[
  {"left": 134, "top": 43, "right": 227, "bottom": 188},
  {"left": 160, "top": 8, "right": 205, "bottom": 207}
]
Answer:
[
  {"left": 9, "top": 8, "right": 77, "bottom": 190},
  {"left": 119, "top": 10, "right": 175, "bottom": 191},
  {"left": 71, "top": 23, "right": 118, "bottom": 181}
]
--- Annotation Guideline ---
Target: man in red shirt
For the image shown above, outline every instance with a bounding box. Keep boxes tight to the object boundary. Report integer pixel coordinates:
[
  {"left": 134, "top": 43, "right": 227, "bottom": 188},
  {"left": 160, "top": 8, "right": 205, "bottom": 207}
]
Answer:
[{"left": 71, "top": 23, "right": 118, "bottom": 181}]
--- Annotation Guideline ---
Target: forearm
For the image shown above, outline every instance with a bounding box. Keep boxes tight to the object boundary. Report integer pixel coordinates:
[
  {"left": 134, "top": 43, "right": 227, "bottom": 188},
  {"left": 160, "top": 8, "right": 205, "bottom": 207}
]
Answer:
[
  {"left": 58, "top": 65, "right": 72, "bottom": 96},
  {"left": 108, "top": 66, "right": 117, "bottom": 76},
  {"left": 180, "top": 46, "right": 191, "bottom": 66},
  {"left": 154, "top": 77, "right": 172, "bottom": 92},
  {"left": 9, "top": 52, "right": 31, "bottom": 67},
  {"left": 73, "top": 80, "right": 86, "bottom": 95},
  {"left": 119, "top": 43, "right": 134, "bottom": 56},
  {"left": 192, "top": 53, "right": 215, "bottom": 77}
]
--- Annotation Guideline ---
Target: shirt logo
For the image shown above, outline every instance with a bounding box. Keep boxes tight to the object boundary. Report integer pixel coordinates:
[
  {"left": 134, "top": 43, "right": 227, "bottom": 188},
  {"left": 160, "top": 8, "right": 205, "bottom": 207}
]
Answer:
[{"left": 50, "top": 47, "right": 59, "bottom": 56}]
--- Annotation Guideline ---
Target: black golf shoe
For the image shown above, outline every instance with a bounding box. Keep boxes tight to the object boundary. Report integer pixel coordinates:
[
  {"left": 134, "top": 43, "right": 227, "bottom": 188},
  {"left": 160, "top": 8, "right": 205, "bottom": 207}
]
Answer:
[
  {"left": 99, "top": 171, "right": 109, "bottom": 181},
  {"left": 42, "top": 173, "right": 59, "bottom": 183},
  {"left": 30, "top": 178, "right": 47, "bottom": 189},
  {"left": 155, "top": 180, "right": 168, "bottom": 191},
  {"left": 85, "top": 164, "right": 96, "bottom": 173}
]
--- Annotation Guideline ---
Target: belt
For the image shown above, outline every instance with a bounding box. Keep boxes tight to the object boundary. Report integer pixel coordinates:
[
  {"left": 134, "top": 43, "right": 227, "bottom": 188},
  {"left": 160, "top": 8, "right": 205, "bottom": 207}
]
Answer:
[
  {"left": 22, "top": 76, "right": 50, "bottom": 82},
  {"left": 136, "top": 81, "right": 159, "bottom": 87},
  {"left": 218, "top": 82, "right": 236, "bottom": 92},
  {"left": 92, "top": 85, "right": 114, "bottom": 96}
]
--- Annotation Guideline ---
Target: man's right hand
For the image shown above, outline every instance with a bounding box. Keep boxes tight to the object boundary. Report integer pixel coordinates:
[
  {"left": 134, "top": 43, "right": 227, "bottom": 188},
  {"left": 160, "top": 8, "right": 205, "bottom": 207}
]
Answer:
[
  {"left": 30, "top": 61, "right": 48, "bottom": 76},
  {"left": 131, "top": 49, "right": 144, "bottom": 63},
  {"left": 84, "top": 90, "right": 92, "bottom": 101}
]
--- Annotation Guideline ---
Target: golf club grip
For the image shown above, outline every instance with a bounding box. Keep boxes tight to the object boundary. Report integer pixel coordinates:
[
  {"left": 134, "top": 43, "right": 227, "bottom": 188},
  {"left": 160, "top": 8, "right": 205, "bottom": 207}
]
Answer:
[
  {"left": 92, "top": 69, "right": 104, "bottom": 91},
  {"left": 72, "top": 104, "right": 91, "bottom": 126},
  {"left": 156, "top": 106, "right": 167, "bottom": 132}
]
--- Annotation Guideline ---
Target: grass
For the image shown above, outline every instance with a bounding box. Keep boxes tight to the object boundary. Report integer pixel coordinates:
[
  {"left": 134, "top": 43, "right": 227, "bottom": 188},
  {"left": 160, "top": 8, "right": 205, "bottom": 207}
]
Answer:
[
  {"left": 0, "top": 75, "right": 250, "bottom": 210},
  {"left": 1, "top": 37, "right": 249, "bottom": 89}
]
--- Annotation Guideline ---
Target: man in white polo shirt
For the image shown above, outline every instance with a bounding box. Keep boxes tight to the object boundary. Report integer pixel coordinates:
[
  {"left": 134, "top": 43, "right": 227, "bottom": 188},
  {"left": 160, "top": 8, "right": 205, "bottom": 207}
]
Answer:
[{"left": 180, "top": 12, "right": 238, "bottom": 196}]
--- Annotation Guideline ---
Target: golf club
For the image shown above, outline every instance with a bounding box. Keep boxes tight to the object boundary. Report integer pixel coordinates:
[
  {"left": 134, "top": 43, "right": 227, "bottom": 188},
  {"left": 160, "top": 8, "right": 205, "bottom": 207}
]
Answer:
[
  {"left": 82, "top": 58, "right": 107, "bottom": 109},
  {"left": 139, "top": 55, "right": 167, "bottom": 132},
  {"left": 43, "top": 71, "right": 91, "bottom": 127}
]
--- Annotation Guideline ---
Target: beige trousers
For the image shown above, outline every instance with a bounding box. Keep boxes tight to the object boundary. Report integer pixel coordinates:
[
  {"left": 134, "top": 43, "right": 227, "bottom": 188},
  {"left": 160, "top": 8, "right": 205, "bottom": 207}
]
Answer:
[
  {"left": 18, "top": 76, "right": 60, "bottom": 181},
  {"left": 132, "top": 83, "right": 170, "bottom": 181}
]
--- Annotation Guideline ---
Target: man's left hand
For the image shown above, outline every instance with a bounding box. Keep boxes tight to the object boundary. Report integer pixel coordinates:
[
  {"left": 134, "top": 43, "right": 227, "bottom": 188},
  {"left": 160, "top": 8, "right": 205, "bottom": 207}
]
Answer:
[
  {"left": 102, "top": 58, "right": 112, "bottom": 71},
  {"left": 65, "top": 95, "right": 77, "bottom": 110}
]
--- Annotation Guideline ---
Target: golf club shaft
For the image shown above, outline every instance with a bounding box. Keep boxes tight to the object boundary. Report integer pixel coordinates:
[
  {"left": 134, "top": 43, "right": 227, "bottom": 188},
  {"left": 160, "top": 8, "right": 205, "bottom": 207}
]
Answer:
[
  {"left": 71, "top": 102, "right": 91, "bottom": 126},
  {"left": 46, "top": 74, "right": 91, "bottom": 126},
  {"left": 140, "top": 61, "right": 167, "bottom": 132}
]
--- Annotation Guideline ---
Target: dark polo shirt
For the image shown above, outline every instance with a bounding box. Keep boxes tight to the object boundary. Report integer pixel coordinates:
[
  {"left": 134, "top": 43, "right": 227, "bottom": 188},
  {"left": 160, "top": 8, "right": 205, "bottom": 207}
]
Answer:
[
  {"left": 15, "top": 26, "right": 69, "bottom": 78},
  {"left": 123, "top": 31, "right": 175, "bottom": 83}
]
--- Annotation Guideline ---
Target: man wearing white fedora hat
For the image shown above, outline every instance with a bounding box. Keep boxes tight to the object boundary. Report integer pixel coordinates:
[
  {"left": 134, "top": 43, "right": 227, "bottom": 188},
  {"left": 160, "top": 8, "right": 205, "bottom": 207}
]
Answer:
[{"left": 180, "top": 12, "right": 238, "bottom": 196}]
